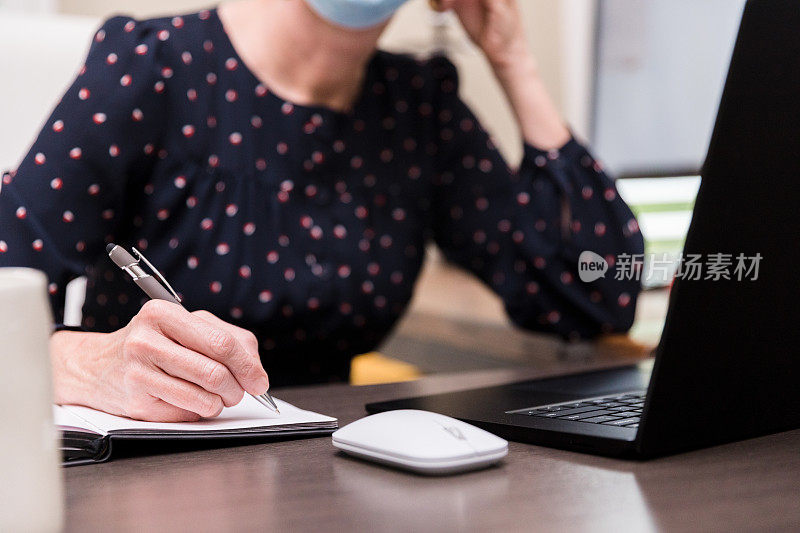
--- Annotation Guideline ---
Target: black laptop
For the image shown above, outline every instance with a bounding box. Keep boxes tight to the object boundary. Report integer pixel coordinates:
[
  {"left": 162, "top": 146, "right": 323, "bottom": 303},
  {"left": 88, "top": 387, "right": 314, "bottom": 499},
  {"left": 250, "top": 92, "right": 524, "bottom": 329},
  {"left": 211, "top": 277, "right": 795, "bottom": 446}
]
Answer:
[{"left": 367, "top": 0, "right": 800, "bottom": 458}]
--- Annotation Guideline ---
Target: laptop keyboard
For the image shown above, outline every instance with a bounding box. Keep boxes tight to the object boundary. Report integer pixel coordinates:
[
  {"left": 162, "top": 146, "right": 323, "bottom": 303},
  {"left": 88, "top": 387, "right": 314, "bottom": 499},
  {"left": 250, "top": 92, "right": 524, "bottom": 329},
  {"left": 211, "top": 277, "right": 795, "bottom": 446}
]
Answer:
[{"left": 509, "top": 391, "right": 646, "bottom": 429}]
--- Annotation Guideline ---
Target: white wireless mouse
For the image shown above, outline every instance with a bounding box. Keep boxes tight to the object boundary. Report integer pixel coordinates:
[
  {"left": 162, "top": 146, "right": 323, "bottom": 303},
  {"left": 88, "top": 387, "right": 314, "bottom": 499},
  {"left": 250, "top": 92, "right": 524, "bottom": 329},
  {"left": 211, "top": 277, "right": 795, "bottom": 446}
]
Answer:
[{"left": 331, "top": 410, "right": 508, "bottom": 475}]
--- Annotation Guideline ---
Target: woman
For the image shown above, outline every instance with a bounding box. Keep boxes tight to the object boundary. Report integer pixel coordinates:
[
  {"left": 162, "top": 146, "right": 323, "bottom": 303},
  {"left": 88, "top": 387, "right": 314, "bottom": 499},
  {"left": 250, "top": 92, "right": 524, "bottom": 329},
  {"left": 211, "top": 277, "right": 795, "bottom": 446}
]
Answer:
[{"left": 0, "top": 0, "right": 643, "bottom": 421}]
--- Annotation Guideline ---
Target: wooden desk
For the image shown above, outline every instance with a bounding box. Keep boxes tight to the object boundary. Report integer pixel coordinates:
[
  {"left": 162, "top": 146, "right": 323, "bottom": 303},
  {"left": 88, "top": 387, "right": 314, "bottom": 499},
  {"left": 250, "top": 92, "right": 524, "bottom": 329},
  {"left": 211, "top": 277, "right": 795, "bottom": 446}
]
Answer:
[{"left": 64, "top": 347, "right": 800, "bottom": 532}]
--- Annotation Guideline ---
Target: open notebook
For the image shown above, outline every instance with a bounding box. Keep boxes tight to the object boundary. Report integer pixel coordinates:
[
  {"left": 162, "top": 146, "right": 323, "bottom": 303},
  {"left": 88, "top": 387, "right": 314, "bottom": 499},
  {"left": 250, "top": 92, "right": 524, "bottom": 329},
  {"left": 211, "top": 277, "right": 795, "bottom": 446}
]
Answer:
[{"left": 55, "top": 395, "right": 337, "bottom": 466}]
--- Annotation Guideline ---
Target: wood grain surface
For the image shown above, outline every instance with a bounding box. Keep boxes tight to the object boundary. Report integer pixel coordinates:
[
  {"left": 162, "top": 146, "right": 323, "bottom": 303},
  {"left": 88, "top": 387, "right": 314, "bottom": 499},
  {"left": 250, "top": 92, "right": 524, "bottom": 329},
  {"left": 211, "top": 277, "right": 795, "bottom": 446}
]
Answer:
[{"left": 63, "top": 350, "right": 800, "bottom": 532}]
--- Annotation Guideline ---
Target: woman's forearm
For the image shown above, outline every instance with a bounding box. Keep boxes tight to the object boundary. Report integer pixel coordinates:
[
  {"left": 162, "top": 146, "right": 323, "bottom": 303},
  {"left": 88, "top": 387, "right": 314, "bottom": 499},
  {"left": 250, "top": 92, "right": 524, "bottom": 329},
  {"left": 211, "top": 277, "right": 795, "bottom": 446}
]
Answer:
[{"left": 492, "top": 53, "right": 571, "bottom": 151}]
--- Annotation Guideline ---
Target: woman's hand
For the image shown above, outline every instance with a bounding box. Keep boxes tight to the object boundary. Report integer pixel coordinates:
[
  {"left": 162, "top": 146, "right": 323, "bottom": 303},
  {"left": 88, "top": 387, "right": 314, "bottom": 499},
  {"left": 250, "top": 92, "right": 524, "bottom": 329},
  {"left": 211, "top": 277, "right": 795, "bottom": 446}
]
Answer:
[
  {"left": 50, "top": 300, "right": 269, "bottom": 422},
  {"left": 432, "top": 0, "right": 571, "bottom": 150},
  {"left": 433, "top": 0, "right": 530, "bottom": 71}
]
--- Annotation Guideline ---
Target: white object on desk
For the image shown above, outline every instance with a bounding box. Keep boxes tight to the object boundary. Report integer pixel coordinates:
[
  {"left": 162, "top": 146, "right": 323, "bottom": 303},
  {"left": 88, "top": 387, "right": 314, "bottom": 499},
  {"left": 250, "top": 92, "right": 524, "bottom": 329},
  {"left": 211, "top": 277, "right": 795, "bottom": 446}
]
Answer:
[
  {"left": 332, "top": 410, "right": 508, "bottom": 475},
  {"left": 0, "top": 268, "right": 63, "bottom": 531}
]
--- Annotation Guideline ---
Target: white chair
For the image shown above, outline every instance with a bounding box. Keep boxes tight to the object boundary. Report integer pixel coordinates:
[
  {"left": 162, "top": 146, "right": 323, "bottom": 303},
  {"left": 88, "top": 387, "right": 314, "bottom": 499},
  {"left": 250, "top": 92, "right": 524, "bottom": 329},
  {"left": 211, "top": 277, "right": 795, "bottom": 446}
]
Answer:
[
  {"left": 0, "top": 11, "right": 99, "bottom": 324},
  {"left": 0, "top": 11, "right": 99, "bottom": 172}
]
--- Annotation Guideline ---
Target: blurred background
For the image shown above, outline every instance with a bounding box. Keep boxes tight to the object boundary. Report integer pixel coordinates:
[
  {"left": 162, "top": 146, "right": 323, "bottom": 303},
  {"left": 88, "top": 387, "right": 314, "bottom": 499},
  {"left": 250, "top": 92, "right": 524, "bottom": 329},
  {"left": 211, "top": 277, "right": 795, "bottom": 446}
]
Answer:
[{"left": 0, "top": 0, "right": 746, "bottom": 382}]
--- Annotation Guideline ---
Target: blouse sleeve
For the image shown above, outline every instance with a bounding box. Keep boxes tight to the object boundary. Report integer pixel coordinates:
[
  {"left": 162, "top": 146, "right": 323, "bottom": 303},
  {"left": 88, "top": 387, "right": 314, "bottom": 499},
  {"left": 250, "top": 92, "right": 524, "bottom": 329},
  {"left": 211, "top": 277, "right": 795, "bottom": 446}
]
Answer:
[
  {"left": 0, "top": 17, "right": 167, "bottom": 323},
  {"left": 428, "top": 57, "right": 645, "bottom": 339}
]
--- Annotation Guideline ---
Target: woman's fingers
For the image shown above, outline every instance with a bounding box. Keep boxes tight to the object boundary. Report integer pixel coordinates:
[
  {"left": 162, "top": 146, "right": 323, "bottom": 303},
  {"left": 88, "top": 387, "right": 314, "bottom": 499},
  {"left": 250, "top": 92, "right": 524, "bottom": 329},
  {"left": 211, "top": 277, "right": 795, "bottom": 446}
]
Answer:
[
  {"left": 192, "top": 310, "right": 260, "bottom": 358},
  {"left": 148, "top": 335, "right": 245, "bottom": 407},
  {"left": 119, "top": 301, "right": 268, "bottom": 421},
  {"left": 143, "top": 367, "right": 225, "bottom": 419},
  {"left": 134, "top": 398, "right": 203, "bottom": 423},
  {"left": 138, "top": 300, "right": 268, "bottom": 395}
]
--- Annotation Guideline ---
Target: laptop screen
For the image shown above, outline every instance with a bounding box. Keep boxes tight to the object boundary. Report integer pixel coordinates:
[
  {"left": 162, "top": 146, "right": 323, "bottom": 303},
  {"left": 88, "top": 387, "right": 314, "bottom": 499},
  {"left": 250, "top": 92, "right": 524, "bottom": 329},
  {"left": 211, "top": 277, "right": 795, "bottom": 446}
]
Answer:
[{"left": 638, "top": 0, "right": 800, "bottom": 456}]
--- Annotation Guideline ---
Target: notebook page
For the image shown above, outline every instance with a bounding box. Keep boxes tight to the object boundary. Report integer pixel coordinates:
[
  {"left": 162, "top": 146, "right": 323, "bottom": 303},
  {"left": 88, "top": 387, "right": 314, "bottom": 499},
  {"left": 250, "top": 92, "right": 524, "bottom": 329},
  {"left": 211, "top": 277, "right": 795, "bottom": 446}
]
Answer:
[
  {"left": 53, "top": 405, "right": 107, "bottom": 435},
  {"left": 58, "top": 395, "right": 335, "bottom": 433}
]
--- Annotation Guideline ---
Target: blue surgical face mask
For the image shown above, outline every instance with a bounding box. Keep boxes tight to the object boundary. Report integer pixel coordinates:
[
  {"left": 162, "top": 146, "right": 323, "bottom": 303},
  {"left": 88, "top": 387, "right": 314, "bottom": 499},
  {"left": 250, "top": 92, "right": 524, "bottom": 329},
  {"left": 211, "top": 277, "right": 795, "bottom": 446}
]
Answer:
[{"left": 304, "top": 0, "right": 410, "bottom": 30}]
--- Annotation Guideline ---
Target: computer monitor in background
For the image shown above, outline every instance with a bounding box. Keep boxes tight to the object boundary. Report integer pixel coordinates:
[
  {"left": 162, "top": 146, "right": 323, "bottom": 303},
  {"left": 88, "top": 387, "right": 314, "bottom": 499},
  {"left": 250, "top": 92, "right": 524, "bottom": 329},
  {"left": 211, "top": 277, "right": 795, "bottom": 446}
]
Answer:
[
  {"left": 592, "top": 0, "right": 745, "bottom": 178},
  {"left": 592, "top": 0, "right": 746, "bottom": 287}
]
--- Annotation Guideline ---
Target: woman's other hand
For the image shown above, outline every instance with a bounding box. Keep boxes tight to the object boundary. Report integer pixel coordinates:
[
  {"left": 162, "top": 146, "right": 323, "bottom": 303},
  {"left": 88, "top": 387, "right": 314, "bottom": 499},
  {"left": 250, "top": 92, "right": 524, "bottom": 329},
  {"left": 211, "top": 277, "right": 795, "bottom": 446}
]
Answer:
[
  {"left": 432, "top": 0, "right": 530, "bottom": 71},
  {"left": 50, "top": 300, "right": 269, "bottom": 422},
  {"left": 432, "top": 0, "right": 570, "bottom": 149}
]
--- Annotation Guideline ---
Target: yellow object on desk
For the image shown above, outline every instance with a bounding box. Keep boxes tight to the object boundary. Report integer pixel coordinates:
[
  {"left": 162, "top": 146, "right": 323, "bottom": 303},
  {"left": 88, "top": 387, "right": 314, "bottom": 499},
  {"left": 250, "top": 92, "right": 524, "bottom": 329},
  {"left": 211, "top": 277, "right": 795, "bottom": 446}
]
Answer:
[{"left": 350, "top": 352, "right": 422, "bottom": 386}]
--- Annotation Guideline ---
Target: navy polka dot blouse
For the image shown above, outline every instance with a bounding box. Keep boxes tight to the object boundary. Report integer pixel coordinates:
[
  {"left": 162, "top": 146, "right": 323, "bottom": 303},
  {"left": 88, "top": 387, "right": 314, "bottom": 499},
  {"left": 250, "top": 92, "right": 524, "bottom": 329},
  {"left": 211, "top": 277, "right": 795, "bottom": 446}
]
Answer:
[{"left": 0, "top": 10, "right": 644, "bottom": 385}]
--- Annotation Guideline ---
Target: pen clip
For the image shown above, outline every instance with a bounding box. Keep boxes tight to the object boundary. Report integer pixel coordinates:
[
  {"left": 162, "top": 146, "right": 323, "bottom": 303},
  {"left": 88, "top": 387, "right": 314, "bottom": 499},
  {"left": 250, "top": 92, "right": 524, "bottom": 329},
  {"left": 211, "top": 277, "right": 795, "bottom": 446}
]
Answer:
[{"left": 131, "top": 247, "right": 182, "bottom": 303}]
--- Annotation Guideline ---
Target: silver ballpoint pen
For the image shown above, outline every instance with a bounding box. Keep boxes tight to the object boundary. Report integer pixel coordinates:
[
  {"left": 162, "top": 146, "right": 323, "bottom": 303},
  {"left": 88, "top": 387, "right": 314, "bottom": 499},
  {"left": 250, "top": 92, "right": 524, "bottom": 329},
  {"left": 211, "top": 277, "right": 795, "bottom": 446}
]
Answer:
[{"left": 106, "top": 243, "right": 280, "bottom": 415}]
